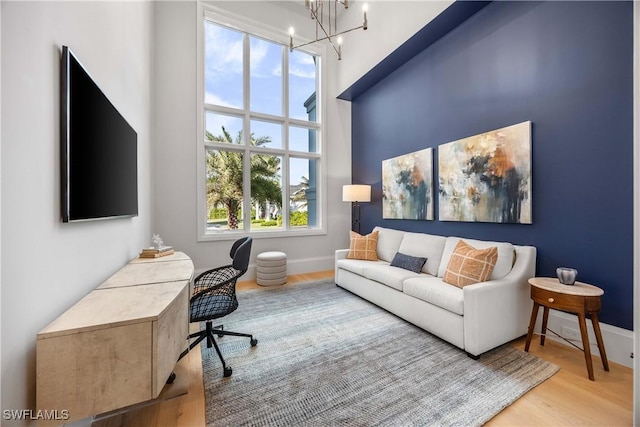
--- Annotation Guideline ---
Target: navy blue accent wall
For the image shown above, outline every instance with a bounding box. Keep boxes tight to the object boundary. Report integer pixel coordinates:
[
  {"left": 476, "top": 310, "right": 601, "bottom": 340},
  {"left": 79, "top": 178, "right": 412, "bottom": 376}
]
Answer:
[{"left": 351, "top": 1, "right": 634, "bottom": 329}]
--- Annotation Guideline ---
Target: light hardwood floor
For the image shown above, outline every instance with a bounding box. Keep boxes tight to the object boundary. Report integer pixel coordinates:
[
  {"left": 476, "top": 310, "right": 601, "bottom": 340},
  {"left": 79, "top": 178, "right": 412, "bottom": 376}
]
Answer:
[{"left": 94, "top": 270, "right": 633, "bottom": 426}]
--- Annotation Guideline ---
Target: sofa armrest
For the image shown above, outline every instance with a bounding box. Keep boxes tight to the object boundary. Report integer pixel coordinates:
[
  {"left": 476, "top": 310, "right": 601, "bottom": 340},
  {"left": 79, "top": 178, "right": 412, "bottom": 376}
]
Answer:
[
  {"left": 463, "top": 246, "right": 536, "bottom": 356},
  {"left": 335, "top": 249, "right": 350, "bottom": 283},
  {"left": 335, "top": 249, "right": 349, "bottom": 261}
]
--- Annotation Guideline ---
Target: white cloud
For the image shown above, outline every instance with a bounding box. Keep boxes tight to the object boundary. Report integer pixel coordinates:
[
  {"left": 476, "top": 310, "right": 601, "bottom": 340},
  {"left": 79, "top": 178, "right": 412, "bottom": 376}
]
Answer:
[
  {"left": 250, "top": 38, "right": 268, "bottom": 72},
  {"left": 205, "top": 22, "right": 243, "bottom": 77},
  {"left": 272, "top": 63, "right": 282, "bottom": 77},
  {"left": 294, "top": 52, "right": 316, "bottom": 66},
  {"left": 289, "top": 50, "right": 316, "bottom": 79},
  {"left": 205, "top": 92, "right": 235, "bottom": 108},
  {"left": 289, "top": 66, "right": 316, "bottom": 79}
]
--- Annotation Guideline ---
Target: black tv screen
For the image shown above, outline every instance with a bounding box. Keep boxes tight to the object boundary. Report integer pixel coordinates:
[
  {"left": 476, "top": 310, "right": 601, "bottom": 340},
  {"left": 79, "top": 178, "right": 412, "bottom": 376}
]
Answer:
[{"left": 61, "top": 46, "right": 138, "bottom": 222}]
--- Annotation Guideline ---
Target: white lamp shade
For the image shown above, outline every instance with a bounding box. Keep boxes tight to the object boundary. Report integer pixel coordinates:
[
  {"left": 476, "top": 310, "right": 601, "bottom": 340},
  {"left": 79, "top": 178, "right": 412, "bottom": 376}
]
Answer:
[{"left": 342, "top": 184, "right": 371, "bottom": 202}]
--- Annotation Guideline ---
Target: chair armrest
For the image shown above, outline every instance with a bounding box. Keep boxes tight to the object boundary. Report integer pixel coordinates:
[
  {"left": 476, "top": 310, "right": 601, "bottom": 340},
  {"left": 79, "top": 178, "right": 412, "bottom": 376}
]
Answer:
[{"left": 463, "top": 246, "right": 536, "bottom": 356}]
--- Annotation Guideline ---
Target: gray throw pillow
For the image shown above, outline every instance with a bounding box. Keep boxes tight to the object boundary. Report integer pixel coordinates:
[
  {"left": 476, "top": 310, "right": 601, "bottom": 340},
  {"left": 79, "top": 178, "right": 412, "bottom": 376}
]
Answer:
[{"left": 390, "top": 252, "right": 427, "bottom": 273}]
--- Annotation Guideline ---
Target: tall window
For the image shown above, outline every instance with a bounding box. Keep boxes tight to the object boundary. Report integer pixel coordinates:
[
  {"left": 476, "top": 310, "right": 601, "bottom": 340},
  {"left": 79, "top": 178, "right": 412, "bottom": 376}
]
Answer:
[{"left": 199, "top": 12, "right": 323, "bottom": 238}]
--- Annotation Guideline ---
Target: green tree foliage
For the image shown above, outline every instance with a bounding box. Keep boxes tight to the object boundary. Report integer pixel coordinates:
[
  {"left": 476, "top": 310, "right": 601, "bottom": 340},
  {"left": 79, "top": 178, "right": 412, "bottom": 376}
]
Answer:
[
  {"left": 206, "top": 128, "right": 282, "bottom": 229},
  {"left": 291, "top": 176, "right": 309, "bottom": 210}
]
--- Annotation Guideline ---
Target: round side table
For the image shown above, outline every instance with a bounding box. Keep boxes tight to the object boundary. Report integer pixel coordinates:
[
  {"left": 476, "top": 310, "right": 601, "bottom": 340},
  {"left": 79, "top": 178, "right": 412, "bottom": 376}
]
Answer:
[{"left": 524, "top": 277, "right": 609, "bottom": 381}]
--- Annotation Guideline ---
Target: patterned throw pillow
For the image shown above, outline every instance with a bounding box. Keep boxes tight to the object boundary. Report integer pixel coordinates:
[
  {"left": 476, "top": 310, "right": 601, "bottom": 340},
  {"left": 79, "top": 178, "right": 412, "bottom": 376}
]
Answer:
[
  {"left": 390, "top": 252, "right": 427, "bottom": 273},
  {"left": 443, "top": 240, "right": 498, "bottom": 287},
  {"left": 346, "top": 230, "right": 379, "bottom": 261}
]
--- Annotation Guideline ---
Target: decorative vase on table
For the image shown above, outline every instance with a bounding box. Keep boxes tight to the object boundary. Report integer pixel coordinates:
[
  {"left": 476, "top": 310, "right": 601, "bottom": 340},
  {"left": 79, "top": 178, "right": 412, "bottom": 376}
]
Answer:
[{"left": 556, "top": 267, "right": 578, "bottom": 285}]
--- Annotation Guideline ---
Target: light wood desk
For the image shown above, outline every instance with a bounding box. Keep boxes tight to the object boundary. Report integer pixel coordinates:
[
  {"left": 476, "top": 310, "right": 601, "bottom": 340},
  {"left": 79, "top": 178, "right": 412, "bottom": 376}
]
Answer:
[{"left": 36, "top": 252, "right": 194, "bottom": 424}]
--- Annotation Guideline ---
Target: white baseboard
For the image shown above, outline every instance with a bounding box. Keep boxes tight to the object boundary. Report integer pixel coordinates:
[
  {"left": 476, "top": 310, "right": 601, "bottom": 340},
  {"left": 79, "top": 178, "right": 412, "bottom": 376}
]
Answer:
[{"left": 535, "top": 309, "right": 634, "bottom": 368}]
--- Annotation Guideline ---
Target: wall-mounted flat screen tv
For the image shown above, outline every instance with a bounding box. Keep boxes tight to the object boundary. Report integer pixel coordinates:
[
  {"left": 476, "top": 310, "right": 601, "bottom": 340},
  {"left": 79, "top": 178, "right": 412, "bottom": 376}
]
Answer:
[{"left": 61, "top": 46, "right": 138, "bottom": 222}]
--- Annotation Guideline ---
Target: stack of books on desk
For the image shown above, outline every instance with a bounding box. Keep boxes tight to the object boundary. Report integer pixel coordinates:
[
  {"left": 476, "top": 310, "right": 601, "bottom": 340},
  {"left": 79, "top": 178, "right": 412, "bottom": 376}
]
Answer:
[{"left": 139, "top": 246, "right": 175, "bottom": 258}]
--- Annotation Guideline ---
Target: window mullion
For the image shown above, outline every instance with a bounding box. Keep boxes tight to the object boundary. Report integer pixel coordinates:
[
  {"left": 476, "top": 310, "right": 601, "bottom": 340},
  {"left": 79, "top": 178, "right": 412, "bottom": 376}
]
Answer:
[
  {"left": 282, "top": 45, "right": 290, "bottom": 230},
  {"left": 243, "top": 32, "right": 252, "bottom": 231},
  {"left": 283, "top": 45, "right": 289, "bottom": 151}
]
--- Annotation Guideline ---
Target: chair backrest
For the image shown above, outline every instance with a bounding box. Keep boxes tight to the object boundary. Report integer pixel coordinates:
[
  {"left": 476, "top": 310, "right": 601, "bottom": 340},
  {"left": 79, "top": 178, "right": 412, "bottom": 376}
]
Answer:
[
  {"left": 229, "top": 237, "right": 249, "bottom": 259},
  {"left": 231, "top": 237, "right": 252, "bottom": 272}
]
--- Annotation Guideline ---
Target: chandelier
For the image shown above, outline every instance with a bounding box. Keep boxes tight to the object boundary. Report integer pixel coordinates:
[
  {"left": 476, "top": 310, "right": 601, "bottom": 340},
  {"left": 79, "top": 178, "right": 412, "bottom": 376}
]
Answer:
[{"left": 289, "top": 0, "right": 368, "bottom": 60}]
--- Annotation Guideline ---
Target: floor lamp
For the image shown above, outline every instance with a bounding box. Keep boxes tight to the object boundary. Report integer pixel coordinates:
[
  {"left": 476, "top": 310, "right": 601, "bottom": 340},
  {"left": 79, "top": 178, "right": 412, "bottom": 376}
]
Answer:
[{"left": 342, "top": 184, "right": 371, "bottom": 234}]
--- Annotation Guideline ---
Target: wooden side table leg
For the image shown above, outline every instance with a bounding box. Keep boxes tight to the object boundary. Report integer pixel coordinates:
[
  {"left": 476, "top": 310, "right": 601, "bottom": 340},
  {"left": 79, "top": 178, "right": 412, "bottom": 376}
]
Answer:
[
  {"left": 540, "top": 306, "right": 550, "bottom": 346},
  {"left": 591, "top": 313, "right": 610, "bottom": 372},
  {"left": 578, "top": 313, "right": 595, "bottom": 381},
  {"left": 524, "top": 302, "right": 540, "bottom": 352}
]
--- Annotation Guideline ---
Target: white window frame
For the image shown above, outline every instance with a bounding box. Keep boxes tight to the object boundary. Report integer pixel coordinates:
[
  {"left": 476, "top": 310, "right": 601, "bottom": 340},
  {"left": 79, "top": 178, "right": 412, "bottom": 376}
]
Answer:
[{"left": 196, "top": 4, "right": 328, "bottom": 241}]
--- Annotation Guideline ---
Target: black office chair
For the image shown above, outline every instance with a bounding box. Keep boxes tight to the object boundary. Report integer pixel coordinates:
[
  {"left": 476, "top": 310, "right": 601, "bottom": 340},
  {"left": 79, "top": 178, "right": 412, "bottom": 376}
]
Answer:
[{"left": 177, "top": 237, "right": 256, "bottom": 378}]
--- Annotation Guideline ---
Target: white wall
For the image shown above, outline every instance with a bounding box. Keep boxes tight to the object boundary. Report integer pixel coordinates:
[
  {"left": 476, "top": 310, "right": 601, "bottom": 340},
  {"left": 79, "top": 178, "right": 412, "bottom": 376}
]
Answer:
[
  {"left": 152, "top": 1, "right": 352, "bottom": 276},
  {"left": 1, "top": 1, "right": 153, "bottom": 420},
  {"left": 336, "top": 0, "right": 452, "bottom": 95}
]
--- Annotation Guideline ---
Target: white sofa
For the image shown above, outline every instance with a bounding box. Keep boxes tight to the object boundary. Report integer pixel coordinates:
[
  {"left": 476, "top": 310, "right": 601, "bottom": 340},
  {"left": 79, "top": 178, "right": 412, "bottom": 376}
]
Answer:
[{"left": 335, "top": 226, "right": 536, "bottom": 357}]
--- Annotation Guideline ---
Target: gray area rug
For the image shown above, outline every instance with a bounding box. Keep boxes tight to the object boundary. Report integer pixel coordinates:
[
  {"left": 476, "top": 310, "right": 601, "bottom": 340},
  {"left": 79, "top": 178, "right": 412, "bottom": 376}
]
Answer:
[{"left": 201, "top": 279, "right": 558, "bottom": 426}]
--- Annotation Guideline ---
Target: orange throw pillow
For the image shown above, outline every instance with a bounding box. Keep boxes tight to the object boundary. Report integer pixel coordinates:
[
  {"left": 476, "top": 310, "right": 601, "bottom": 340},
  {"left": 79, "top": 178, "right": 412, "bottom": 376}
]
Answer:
[
  {"left": 346, "top": 230, "right": 379, "bottom": 261},
  {"left": 443, "top": 240, "right": 498, "bottom": 287}
]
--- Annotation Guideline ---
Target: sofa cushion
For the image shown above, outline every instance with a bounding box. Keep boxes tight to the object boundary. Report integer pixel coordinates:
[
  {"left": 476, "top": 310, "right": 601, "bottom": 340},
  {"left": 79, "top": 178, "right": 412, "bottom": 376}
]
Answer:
[
  {"left": 337, "top": 259, "right": 389, "bottom": 277},
  {"left": 443, "top": 240, "right": 498, "bottom": 287},
  {"left": 373, "top": 226, "right": 405, "bottom": 262},
  {"left": 437, "top": 236, "right": 515, "bottom": 280},
  {"left": 347, "top": 230, "right": 379, "bottom": 261},
  {"left": 390, "top": 252, "right": 427, "bottom": 273},
  {"left": 403, "top": 276, "right": 464, "bottom": 315},
  {"left": 362, "top": 264, "right": 421, "bottom": 291},
  {"left": 397, "top": 232, "right": 446, "bottom": 276}
]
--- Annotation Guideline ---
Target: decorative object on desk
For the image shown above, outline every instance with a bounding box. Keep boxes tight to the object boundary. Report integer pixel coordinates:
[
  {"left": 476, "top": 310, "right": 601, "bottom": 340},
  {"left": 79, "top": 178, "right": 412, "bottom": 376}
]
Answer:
[
  {"left": 382, "top": 147, "right": 434, "bottom": 221},
  {"left": 556, "top": 267, "right": 578, "bottom": 285},
  {"left": 139, "top": 249, "right": 175, "bottom": 258},
  {"left": 342, "top": 184, "right": 371, "bottom": 233},
  {"left": 140, "top": 241, "right": 174, "bottom": 258},
  {"left": 141, "top": 234, "right": 173, "bottom": 258},
  {"left": 152, "top": 233, "right": 164, "bottom": 249},
  {"left": 438, "top": 121, "right": 532, "bottom": 224},
  {"left": 202, "top": 279, "right": 559, "bottom": 426}
]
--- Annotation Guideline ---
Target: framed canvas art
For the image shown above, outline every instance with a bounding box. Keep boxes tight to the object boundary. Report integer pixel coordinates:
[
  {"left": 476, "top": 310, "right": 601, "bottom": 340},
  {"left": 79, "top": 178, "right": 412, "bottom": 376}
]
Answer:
[
  {"left": 438, "top": 121, "right": 532, "bottom": 224},
  {"left": 382, "top": 148, "right": 434, "bottom": 220}
]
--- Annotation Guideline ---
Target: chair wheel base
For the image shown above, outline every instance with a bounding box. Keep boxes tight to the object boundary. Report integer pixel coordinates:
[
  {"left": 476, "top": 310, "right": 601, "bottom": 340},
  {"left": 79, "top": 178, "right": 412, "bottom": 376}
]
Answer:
[
  {"left": 223, "top": 366, "right": 233, "bottom": 377},
  {"left": 166, "top": 372, "right": 176, "bottom": 384},
  {"left": 250, "top": 338, "right": 258, "bottom": 346}
]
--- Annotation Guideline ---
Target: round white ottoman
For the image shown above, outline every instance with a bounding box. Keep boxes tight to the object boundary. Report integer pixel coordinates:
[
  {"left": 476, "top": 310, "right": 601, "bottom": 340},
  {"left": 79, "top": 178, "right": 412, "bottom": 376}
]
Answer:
[{"left": 256, "top": 251, "right": 287, "bottom": 286}]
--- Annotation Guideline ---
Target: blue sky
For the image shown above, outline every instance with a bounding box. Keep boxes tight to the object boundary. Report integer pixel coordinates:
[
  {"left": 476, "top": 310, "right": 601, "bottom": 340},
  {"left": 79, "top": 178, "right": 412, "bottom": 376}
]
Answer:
[{"left": 204, "top": 22, "right": 317, "bottom": 187}]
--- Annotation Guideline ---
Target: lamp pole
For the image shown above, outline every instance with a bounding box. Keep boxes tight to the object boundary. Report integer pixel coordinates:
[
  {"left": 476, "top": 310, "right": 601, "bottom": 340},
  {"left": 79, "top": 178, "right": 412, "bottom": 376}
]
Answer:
[{"left": 352, "top": 201, "right": 361, "bottom": 234}]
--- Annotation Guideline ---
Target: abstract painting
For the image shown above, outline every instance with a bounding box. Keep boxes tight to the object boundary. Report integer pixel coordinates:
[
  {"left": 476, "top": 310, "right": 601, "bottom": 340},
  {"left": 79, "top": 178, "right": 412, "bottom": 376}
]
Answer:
[
  {"left": 438, "top": 121, "right": 532, "bottom": 224},
  {"left": 382, "top": 148, "right": 433, "bottom": 220}
]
